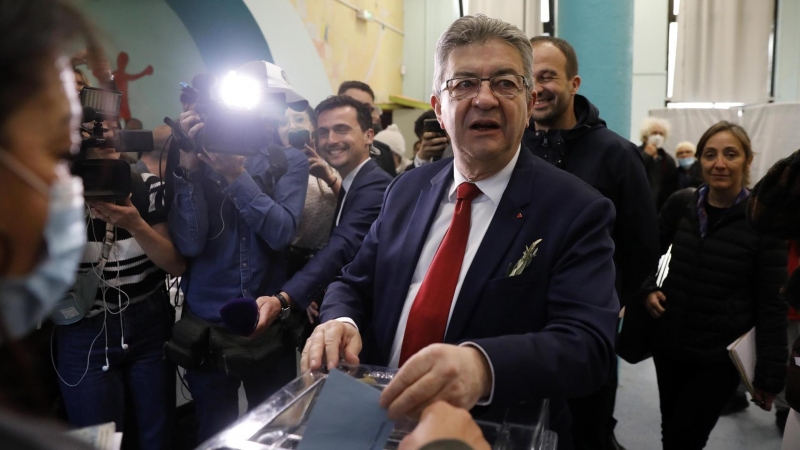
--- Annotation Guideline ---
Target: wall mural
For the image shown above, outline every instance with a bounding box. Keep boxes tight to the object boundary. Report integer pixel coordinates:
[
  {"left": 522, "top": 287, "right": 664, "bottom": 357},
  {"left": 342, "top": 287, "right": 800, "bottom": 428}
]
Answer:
[{"left": 112, "top": 52, "right": 154, "bottom": 122}]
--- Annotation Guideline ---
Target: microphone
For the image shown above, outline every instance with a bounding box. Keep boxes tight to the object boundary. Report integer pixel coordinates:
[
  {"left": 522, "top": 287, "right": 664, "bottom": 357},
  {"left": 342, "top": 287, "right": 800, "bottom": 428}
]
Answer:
[{"left": 219, "top": 297, "right": 259, "bottom": 336}]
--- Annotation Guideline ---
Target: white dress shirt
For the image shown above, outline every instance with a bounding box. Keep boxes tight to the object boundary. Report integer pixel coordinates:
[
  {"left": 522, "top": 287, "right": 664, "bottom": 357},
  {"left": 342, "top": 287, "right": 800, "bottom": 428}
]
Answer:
[{"left": 335, "top": 157, "right": 371, "bottom": 226}]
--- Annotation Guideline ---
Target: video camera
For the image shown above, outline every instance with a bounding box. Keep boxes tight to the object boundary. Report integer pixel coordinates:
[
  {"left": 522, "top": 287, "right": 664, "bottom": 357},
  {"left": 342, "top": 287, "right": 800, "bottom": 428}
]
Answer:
[
  {"left": 79, "top": 87, "right": 154, "bottom": 153},
  {"left": 166, "top": 61, "right": 309, "bottom": 156},
  {"left": 75, "top": 87, "right": 155, "bottom": 202}
]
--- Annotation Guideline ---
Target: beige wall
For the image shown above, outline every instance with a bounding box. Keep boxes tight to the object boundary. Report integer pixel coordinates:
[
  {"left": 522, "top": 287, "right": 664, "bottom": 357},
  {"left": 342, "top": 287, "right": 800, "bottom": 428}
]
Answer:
[{"left": 289, "top": 0, "right": 404, "bottom": 103}]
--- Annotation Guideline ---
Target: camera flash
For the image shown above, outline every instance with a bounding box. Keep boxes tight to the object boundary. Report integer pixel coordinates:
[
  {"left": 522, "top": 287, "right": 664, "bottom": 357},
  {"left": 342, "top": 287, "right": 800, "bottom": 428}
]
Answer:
[{"left": 220, "top": 71, "right": 261, "bottom": 110}]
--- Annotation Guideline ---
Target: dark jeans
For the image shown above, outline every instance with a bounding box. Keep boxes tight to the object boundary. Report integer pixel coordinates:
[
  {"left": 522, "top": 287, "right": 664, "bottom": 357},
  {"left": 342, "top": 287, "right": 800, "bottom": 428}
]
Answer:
[
  {"left": 185, "top": 348, "right": 297, "bottom": 442},
  {"left": 56, "top": 290, "right": 175, "bottom": 450},
  {"left": 653, "top": 351, "right": 741, "bottom": 450}
]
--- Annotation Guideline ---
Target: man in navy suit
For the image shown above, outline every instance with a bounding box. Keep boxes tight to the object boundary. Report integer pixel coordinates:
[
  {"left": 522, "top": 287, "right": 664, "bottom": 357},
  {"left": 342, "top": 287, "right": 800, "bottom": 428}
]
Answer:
[
  {"left": 300, "top": 15, "right": 619, "bottom": 448},
  {"left": 253, "top": 95, "right": 392, "bottom": 328}
]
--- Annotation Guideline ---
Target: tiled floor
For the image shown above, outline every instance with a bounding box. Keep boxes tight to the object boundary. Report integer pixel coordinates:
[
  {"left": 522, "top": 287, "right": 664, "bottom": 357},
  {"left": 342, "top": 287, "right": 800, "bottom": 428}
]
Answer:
[{"left": 615, "top": 358, "right": 784, "bottom": 450}]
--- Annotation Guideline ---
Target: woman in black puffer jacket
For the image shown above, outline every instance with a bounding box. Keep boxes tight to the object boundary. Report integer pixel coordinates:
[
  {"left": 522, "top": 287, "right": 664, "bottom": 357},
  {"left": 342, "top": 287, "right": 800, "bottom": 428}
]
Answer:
[{"left": 643, "top": 121, "right": 788, "bottom": 450}]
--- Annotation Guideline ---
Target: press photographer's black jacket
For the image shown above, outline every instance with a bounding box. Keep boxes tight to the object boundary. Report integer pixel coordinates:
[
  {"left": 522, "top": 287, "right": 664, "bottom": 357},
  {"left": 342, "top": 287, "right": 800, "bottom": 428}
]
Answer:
[
  {"left": 645, "top": 188, "right": 788, "bottom": 394},
  {"left": 522, "top": 94, "right": 659, "bottom": 307}
]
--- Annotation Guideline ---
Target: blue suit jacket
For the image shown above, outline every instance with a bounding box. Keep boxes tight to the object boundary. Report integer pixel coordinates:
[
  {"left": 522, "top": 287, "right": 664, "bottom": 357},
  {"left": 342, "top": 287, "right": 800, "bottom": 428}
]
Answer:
[
  {"left": 282, "top": 159, "right": 392, "bottom": 309},
  {"left": 320, "top": 148, "right": 619, "bottom": 431}
]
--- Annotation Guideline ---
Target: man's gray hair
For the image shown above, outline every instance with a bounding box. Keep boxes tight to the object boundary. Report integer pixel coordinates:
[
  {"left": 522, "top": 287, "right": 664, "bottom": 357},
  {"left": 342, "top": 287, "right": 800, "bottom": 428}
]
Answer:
[{"left": 432, "top": 14, "right": 533, "bottom": 97}]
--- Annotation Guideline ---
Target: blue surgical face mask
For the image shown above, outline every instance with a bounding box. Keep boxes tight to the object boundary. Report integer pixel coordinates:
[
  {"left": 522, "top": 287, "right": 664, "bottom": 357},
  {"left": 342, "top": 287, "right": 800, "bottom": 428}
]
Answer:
[
  {"left": 678, "top": 156, "right": 697, "bottom": 169},
  {"left": 0, "top": 151, "right": 86, "bottom": 340}
]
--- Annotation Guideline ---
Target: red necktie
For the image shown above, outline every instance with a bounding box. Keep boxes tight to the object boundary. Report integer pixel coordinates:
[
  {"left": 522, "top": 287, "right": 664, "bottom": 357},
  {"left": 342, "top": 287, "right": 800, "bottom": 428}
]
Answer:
[{"left": 399, "top": 182, "right": 482, "bottom": 366}]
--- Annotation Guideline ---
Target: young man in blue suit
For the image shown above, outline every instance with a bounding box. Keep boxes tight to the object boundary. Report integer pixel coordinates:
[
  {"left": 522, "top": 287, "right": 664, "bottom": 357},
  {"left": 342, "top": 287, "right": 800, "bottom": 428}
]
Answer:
[
  {"left": 300, "top": 15, "right": 619, "bottom": 449},
  {"left": 253, "top": 96, "right": 392, "bottom": 331}
]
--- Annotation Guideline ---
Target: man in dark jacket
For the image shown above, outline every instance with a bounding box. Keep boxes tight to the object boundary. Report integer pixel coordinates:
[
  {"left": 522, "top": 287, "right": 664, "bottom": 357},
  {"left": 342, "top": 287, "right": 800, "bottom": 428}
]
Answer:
[{"left": 523, "top": 36, "right": 659, "bottom": 450}]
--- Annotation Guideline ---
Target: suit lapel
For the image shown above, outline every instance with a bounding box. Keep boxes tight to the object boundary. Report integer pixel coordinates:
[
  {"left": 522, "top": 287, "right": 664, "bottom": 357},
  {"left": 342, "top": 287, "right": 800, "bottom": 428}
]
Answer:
[
  {"left": 445, "top": 149, "right": 535, "bottom": 342},
  {"left": 379, "top": 162, "right": 453, "bottom": 351}
]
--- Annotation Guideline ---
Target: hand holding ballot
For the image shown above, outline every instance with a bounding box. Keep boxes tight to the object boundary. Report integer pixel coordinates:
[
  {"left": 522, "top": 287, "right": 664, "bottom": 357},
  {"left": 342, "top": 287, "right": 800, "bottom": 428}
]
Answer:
[{"left": 380, "top": 344, "right": 492, "bottom": 420}]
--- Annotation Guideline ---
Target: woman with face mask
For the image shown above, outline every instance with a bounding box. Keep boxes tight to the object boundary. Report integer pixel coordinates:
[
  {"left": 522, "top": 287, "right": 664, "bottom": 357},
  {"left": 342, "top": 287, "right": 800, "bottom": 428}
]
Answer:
[
  {"left": 641, "top": 121, "right": 788, "bottom": 449},
  {"left": 0, "top": 1, "right": 105, "bottom": 449}
]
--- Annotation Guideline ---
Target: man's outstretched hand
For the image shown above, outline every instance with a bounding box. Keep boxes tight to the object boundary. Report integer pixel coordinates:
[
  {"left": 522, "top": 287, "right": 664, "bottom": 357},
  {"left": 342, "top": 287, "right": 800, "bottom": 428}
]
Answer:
[{"left": 300, "top": 320, "right": 361, "bottom": 371}]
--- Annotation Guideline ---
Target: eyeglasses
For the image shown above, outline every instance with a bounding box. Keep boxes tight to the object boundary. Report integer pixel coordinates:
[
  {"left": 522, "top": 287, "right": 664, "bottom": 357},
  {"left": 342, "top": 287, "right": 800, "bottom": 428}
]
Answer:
[{"left": 441, "top": 75, "right": 529, "bottom": 100}]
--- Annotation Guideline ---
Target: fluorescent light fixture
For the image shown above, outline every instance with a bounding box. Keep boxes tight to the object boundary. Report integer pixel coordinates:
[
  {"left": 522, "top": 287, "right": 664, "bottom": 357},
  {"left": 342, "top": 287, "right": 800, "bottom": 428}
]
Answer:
[
  {"left": 667, "top": 22, "right": 678, "bottom": 98},
  {"left": 541, "top": 0, "right": 550, "bottom": 23},
  {"left": 673, "top": 0, "right": 680, "bottom": 16},
  {"left": 667, "top": 102, "right": 744, "bottom": 109},
  {"left": 220, "top": 71, "right": 261, "bottom": 110}
]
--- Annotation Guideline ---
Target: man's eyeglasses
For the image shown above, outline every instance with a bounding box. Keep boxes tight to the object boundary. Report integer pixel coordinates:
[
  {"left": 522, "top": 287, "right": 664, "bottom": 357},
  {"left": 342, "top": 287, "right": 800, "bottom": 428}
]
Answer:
[{"left": 441, "top": 75, "right": 529, "bottom": 100}]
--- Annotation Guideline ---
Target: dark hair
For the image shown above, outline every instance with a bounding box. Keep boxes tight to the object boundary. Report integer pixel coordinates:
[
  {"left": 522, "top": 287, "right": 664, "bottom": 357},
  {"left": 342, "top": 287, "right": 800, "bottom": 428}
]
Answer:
[
  {"left": 0, "top": 0, "right": 98, "bottom": 145},
  {"left": 530, "top": 36, "right": 579, "bottom": 79},
  {"left": 302, "top": 104, "right": 318, "bottom": 130},
  {"left": 315, "top": 95, "right": 373, "bottom": 132},
  {"left": 337, "top": 80, "right": 375, "bottom": 101},
  {"left": 414, "top": 109, "right": 437, "bottom": 138},
  {"left": 696, "top": 120, "right": 754, "bottom": 187}
]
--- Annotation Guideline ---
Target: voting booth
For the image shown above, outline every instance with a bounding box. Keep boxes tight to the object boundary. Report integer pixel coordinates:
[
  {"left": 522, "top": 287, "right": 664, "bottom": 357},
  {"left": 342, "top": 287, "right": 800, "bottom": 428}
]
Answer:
[{"left": 196, "top": 364, "right": 558, "bottom": 450}]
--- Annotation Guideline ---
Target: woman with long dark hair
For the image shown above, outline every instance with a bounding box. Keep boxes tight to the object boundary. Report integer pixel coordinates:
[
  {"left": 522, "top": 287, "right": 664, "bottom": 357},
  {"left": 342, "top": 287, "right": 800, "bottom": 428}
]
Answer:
[{"left": 643, "top": 121, "right": 788, "bottom": 449}]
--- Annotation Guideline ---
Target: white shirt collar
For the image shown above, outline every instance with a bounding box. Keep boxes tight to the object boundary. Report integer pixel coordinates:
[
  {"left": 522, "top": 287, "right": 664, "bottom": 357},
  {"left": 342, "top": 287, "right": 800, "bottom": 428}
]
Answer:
[
  {"left": 448, "top": 145, "right": 520, "bottom": 205},
  {"left": 342, "top": 157, "right": 371, "bottom": 193}
]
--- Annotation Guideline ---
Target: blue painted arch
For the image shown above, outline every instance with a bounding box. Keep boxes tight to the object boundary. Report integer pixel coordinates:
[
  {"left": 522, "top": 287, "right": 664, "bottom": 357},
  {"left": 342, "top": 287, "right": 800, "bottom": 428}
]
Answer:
[{"left": 165, "top": 0, "right": 274, "bottom": 73}]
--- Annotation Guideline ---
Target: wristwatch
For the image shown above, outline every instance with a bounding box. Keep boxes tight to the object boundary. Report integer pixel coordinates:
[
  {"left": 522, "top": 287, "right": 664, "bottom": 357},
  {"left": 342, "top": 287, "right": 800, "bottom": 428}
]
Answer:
[{"left": 275, "top": 292, "right": 292, "bottom": 321}]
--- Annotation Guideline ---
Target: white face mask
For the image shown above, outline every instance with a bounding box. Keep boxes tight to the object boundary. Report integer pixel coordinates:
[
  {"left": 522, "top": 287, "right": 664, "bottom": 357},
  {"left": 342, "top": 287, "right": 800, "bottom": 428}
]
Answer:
[
  {"left": 648, "top": 134, "right": 665, "bottom": 149},
  {"left": 0, "top": 152, "right": 86, "bottom": 340},
  {"left": 647, "top": 134, "right": 664, "bottom": 148}
]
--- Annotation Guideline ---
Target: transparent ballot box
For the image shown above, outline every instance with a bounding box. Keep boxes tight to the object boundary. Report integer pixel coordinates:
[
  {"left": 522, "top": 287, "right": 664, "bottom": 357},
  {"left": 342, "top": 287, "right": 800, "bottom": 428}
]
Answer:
[{"left": 196, "top": 364, "right": 558, "bottom": 450}]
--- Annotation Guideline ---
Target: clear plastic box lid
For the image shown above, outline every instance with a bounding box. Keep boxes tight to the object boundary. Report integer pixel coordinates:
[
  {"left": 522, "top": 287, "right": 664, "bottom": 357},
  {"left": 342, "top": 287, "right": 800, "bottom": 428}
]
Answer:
[{"left": 196, "top": 363, "right": 557, "bottom": 450}]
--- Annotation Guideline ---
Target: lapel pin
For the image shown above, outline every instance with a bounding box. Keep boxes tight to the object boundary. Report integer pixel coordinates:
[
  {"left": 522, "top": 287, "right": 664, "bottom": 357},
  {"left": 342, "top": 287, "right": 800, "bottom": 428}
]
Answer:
[{"left": 516, "top": 213, "right": 523, "bottom": 219}]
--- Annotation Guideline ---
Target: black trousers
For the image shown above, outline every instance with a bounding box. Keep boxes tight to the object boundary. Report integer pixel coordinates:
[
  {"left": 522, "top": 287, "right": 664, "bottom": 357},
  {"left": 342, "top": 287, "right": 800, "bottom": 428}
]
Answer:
[
  {"left": 568, "top": 359, "right": 618, "bottom": 450},
  {"left": 653, "top": 351, "right": 741, "bottom": 450}
]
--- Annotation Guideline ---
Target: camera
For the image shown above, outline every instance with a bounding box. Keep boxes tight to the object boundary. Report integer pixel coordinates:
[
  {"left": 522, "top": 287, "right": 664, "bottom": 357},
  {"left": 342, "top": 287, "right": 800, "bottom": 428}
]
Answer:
[
  {"left": 80, "top": 87, "right": 154, "bottom": 153},
  {"left": 423, "top": 118, "right": 444, "bottom": 135},
  {"left": 77, "top": 87, "right": 154, "bottom": 202},
  {"left": 168, "top": 62, "right": 309, "bottom": 156},
  {"left": 288, "top": 129, "right": 311, "bottom": 151}
]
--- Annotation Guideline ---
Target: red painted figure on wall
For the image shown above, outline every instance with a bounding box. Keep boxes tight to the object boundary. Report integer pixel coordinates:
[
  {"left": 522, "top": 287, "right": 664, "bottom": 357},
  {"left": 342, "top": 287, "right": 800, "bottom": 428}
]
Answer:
[{"left": 112, "top": 51, "right": 153, "bottom": 122}]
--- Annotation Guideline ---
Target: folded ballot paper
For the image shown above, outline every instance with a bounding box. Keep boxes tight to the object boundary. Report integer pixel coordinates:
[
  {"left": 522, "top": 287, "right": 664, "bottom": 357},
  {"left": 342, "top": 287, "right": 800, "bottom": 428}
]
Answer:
[
  {"left": 67, "top": 422, "right": 122, "bottom": 450},
  {"left": 297, "top": 368, "right": 394, "bottom": 450},
  {"left": 727, "top": 327, "right": 757, "bottom": 397}
]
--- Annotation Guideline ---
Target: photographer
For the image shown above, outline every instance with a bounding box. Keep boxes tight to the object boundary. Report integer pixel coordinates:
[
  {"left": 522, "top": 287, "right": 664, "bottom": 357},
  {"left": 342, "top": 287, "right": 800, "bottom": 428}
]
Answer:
[
  {"left": 168, "top": 61, "right": 309, "bottom": 440},
  {"left": 54, "top": 121, "right": 184, "bottom": 449}
]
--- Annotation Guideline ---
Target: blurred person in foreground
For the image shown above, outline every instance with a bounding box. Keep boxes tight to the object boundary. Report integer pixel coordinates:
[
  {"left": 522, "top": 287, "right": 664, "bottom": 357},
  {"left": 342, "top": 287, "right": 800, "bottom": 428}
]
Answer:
[
  {"left": 643, "top": 121, "right": 787, "bottom": 449},
  {"left": 301, "top": 15, "right": 618, "bottom": 450},
  {"left": 747, "top": 147, "right": 800, "bottom": 449},
  {"left": 0, "top": 0, "right": 104, "bottom": 448}
]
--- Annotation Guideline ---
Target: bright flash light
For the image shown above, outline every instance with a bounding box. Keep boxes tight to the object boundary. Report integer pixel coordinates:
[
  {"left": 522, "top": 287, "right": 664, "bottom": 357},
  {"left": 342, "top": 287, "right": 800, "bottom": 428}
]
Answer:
[{"left": 220, "top": 71, "right": 261, "bottom": 110}]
